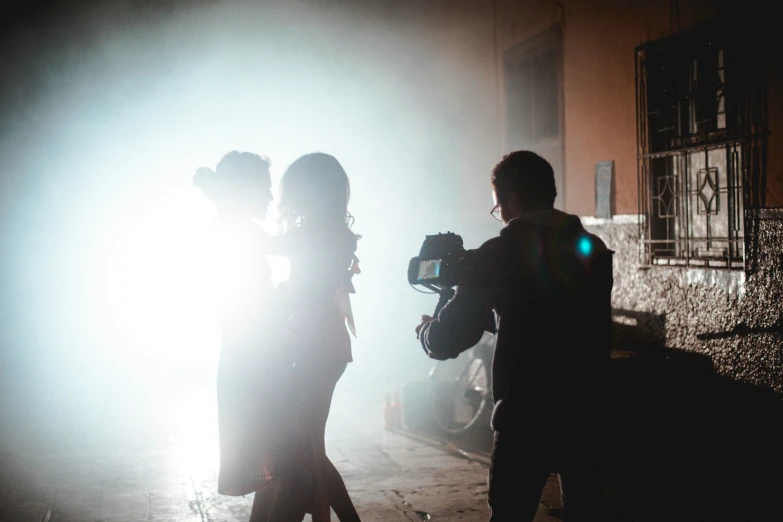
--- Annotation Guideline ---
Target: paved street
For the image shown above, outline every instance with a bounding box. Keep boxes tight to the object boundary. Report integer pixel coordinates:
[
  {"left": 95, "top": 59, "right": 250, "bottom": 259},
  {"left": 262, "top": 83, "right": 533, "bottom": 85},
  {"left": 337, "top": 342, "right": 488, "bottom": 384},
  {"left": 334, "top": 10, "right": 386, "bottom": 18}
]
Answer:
[
  {"left": 0, "top": 387, "right": 562, "bottom": 522},
  {"left": 6, "top": 350, "right": 783, "bottom": 522}
]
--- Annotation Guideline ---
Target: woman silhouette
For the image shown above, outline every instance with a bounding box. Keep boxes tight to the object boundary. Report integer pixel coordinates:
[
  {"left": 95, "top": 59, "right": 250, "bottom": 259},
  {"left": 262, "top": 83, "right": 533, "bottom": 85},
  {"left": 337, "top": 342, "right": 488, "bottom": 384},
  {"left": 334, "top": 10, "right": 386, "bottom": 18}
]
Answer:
[
  {"left": 254, "top": 153, "right": 361, "bottom": 522},
  {"left": 193, "top": 151, "right": 280, "bottom": 500}
]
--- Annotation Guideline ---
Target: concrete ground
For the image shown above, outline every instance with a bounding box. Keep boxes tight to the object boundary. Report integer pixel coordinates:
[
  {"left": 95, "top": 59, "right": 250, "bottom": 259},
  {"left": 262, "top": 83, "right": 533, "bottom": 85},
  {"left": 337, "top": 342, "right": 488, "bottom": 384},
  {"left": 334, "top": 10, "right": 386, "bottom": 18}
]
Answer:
[
  {"left": 13, "top": 344, "right": 783, "bottom": 522},
  {"left": 5, "top": 346, "right": 783, "bottom": 522},
  {"left": 0, "top": 389, "right": 563, "bottom": 522}
]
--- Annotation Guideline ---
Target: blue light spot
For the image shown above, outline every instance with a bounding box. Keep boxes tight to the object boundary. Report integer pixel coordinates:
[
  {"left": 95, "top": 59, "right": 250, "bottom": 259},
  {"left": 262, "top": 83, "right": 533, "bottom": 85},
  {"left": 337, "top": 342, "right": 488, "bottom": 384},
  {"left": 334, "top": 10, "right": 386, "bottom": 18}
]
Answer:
[{"left": 578, "top": 236, "right": 592, "bottom": 256}]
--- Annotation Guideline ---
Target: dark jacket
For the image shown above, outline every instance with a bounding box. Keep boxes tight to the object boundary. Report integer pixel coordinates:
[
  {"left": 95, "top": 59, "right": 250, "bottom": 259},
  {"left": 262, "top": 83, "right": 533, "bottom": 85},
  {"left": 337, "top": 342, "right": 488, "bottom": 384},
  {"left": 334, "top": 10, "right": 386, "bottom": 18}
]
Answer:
[{"left": 419, "top": 210, "right": 614, "bottom": 432}]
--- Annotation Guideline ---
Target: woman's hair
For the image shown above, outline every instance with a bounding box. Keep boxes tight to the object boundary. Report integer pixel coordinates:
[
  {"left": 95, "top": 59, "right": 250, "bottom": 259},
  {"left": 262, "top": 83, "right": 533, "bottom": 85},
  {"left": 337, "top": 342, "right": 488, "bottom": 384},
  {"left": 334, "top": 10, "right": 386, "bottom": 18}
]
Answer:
[{"left": 279, "top": 153, "right": 358, "bottom": 236}]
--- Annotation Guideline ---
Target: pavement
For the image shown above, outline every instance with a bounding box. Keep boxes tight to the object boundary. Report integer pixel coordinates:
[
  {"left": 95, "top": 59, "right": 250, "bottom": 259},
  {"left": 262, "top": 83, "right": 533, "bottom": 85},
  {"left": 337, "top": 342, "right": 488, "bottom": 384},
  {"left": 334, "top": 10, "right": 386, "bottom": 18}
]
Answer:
[
  {"left": 6, "top": 344, "right": 781, "bottom": 522},
  {"left": 0, "top": 389, "right": 564, "bottom": 522}
]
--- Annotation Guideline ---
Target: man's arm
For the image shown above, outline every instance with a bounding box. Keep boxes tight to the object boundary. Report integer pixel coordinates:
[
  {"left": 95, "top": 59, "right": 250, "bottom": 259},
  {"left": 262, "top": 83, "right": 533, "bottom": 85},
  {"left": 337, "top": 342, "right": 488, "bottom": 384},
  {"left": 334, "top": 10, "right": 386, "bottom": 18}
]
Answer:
[{"left": 417, "top": 281, "right": 495, "bottom": 361}]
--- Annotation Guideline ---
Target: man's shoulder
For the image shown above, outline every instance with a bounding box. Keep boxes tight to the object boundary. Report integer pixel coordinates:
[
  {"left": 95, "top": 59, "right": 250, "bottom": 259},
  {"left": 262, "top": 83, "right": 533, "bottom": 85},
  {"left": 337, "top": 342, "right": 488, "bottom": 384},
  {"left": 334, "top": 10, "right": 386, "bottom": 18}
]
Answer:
[
  {"left": 459, "top": 236, "right": 505, "bottom": 286},
  {"left": 468, "top": 235, "right": 506, "bottom": 266},
  {"left": 475, "top": 235, "right": 504, "bottom": 254},
  {"left": 583, "top": 231, "right": 614, "bottom": 267}
]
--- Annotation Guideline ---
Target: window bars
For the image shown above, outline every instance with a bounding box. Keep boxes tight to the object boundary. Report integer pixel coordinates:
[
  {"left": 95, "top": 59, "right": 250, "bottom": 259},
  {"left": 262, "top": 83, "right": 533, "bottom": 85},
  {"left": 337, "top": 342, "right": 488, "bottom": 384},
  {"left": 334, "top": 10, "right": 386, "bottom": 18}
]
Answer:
[{"left": 635, "top": 22, "right": 767, "bottom": 269}]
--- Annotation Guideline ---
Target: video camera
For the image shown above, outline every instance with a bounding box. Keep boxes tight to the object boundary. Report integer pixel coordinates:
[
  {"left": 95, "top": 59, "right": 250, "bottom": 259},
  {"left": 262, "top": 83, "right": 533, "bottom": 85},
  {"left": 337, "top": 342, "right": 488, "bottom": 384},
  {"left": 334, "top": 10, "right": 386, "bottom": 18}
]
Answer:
[{"left": 408, "top": 232, "right": 474, "bottom": 316}]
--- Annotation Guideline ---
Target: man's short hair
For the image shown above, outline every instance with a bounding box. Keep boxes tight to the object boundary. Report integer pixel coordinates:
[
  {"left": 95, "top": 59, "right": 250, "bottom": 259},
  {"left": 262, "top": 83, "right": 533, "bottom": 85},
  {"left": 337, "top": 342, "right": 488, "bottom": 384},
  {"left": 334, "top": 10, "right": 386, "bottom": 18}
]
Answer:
[
  {"left": 216, "top": 150, "right": 270, "bottom": 179},
  {"left": 491, "top": 151, "right": 557, "bottom": 210}
]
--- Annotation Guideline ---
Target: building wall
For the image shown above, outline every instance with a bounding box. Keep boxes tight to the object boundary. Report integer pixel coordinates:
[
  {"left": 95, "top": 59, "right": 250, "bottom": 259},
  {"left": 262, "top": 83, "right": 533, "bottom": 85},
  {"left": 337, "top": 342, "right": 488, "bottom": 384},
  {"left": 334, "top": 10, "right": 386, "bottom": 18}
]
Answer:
[
  {"left": 491, "top": 0, "right": 782, "bottom": 393},
  {"left": 766, "top": 65, "right": 783, "bottom": 207},
  {"left": 494, "top": 0, "right": 782, "bottom": 215},
  {"left": 585, "top": 212, "right": 783, "bottom": 393}
]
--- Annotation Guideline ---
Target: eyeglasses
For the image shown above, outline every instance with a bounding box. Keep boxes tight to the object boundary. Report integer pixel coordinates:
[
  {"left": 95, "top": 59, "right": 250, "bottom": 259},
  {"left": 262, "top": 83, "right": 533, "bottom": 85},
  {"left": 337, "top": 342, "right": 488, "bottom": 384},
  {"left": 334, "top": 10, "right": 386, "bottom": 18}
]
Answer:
[{"left": 490, "top": 203, "right": 502, "bottom": 221}]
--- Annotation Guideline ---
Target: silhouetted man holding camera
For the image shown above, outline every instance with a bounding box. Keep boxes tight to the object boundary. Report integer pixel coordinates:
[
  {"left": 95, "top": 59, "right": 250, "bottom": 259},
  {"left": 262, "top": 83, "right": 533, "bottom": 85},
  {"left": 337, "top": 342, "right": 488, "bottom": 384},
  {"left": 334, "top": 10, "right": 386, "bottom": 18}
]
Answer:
[{"left": 416, "top": 151, "right": 614, "bottom": 521}]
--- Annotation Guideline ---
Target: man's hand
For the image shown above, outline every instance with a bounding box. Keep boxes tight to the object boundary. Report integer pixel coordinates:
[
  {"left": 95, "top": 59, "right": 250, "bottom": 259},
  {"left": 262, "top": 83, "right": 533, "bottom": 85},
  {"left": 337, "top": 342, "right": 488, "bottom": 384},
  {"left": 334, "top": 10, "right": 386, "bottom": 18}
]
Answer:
[{"left": 415, "top": 315, "right": 434, "bottom": 339}]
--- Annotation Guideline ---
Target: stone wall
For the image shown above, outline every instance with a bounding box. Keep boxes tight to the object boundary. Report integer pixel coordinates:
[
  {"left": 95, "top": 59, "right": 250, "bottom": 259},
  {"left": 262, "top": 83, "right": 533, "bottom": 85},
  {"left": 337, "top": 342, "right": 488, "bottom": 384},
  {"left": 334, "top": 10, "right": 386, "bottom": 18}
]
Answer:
[{"left": 583, "top": 212, "right": 783, "bottom": 394}]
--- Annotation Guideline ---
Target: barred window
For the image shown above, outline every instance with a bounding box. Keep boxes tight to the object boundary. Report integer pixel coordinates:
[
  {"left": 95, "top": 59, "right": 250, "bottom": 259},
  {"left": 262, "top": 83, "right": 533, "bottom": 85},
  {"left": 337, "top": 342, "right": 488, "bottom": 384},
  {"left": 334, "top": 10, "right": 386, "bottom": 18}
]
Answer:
[{"left": 636, "top": 23, "right": 767, "bottom": 269}]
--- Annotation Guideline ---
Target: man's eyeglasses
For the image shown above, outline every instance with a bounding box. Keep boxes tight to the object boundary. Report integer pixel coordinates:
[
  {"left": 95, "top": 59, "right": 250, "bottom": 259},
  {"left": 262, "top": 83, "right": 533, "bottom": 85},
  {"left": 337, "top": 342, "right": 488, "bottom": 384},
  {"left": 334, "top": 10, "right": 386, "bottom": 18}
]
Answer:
[{"left": 490, "top": 203, "right": 502, "bottom": 222}]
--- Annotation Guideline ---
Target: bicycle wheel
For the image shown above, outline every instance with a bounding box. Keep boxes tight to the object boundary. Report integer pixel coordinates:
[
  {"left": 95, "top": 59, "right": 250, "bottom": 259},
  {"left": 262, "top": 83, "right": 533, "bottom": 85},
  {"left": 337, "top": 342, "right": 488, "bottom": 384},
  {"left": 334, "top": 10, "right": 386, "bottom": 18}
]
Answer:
[{"left": 428, "top": 331, "right": 494, "bottom": 440}]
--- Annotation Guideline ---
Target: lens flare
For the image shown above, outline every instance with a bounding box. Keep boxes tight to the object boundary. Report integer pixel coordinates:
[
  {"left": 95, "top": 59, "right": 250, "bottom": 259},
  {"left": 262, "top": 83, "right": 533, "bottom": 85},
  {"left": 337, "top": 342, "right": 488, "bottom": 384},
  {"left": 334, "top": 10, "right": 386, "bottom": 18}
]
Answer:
[{"left": 578, "top": 236, "right": 592, "bottom": 256}]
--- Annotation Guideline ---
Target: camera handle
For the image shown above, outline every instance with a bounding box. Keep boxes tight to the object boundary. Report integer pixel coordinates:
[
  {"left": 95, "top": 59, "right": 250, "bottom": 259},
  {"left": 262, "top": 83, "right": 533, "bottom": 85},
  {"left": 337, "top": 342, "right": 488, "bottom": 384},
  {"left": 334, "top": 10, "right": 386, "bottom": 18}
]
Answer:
[{"left": 432, "top": 287, "right": 456, "bottom": 318}]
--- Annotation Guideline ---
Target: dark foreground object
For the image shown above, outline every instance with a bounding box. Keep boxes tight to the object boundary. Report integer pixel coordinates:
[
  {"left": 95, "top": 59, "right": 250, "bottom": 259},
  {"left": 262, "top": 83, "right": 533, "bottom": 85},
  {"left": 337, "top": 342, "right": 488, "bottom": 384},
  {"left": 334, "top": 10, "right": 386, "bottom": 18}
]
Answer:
[
  {"left": 601, "top": 347, "right": 783, "bottom": 521},
  {"left": 439, "top": 344, "right": 783, "bottom": 521}
]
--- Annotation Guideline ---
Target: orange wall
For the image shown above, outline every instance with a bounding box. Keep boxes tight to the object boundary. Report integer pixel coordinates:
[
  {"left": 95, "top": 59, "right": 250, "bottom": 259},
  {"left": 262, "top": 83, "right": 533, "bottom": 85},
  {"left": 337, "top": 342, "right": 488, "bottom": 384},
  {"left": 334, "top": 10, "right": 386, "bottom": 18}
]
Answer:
[
  {"left": 562, "top": 0, "right": 646, "bottom": 216},
  {"left": 766, "top": 62, "right": 783, "bottom": 207}
]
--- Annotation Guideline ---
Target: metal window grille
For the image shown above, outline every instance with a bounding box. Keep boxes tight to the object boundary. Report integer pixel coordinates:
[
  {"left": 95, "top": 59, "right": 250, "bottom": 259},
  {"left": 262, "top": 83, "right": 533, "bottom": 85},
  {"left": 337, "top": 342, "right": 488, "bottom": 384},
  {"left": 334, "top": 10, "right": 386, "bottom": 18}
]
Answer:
[{"left": 636, "top": 22, "right": 767, "bottom": 269}]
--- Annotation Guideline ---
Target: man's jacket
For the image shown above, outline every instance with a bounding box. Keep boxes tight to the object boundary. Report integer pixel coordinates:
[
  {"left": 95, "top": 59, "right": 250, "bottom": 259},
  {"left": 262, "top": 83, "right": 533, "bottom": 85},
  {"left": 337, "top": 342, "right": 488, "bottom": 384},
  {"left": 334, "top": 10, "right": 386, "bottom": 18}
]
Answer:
[{"left": 419, "top": 210, "right": 614, "bottom": 432}]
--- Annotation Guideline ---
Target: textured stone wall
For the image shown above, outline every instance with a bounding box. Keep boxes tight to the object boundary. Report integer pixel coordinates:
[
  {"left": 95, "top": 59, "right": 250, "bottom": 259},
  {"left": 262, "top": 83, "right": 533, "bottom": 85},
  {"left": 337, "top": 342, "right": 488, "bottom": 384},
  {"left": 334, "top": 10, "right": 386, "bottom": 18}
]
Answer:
[{"left": 583, "top": 213, "right": 783, "bottom": 394}]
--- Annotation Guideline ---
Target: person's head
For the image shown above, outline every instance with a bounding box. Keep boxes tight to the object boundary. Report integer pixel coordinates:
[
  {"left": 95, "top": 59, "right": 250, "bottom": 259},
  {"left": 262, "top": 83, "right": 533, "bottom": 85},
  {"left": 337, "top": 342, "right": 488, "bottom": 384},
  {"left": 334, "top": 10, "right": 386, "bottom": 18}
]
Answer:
[
  {"left": 490, "top": 150, "right": 557, "bottom": 224},
  {"left": 215, "top": 151, "right": 272, "bottom": 219},
  {"left": 279, "top": 152, "right": 354, "bottom": 231}
]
